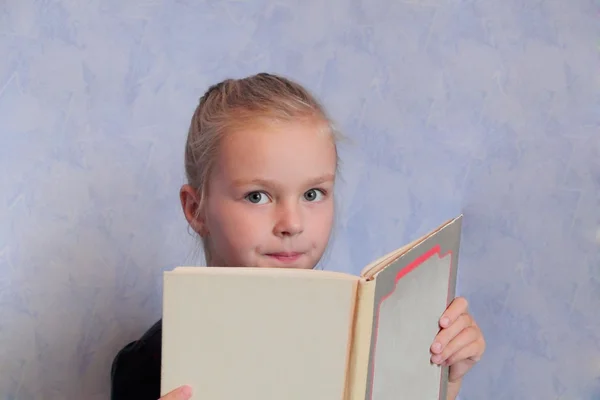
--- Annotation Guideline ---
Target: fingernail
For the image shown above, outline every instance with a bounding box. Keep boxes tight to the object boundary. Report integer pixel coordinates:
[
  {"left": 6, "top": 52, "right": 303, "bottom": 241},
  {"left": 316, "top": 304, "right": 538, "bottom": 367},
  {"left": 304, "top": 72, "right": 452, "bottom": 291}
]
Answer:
[
  {"left": 432, "top": 342, "right": 442, "bottom": 352},
  {"left": 181, "top": 385, "right": 193, "bottom": 397},
  {"left": 440, "top": 317, "right": 450, "bottom": 326},
  {"left": 431, "top": 355, "right": 442, "bottom": 364}
]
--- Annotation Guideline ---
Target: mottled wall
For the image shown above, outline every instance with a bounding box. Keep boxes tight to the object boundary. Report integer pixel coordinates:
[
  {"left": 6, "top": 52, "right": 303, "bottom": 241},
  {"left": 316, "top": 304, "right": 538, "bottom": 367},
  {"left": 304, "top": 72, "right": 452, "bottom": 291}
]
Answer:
[{"left": 1, "top": 1, "right": 599, "bottom": 399}]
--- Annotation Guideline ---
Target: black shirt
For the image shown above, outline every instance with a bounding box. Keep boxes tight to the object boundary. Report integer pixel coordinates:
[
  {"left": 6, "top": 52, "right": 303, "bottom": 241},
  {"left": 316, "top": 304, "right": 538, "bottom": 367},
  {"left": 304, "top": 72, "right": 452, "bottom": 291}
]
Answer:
[{"left": 111, "top": 319, "right": 163, "bottom": 400}]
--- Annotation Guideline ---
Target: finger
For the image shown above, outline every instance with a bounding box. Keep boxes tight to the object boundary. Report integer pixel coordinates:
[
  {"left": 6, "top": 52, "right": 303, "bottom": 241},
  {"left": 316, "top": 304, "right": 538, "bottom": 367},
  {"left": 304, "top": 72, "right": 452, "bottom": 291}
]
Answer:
[
  {"left": 159, "top": 385, "right": 193, "bottom": 400},
  {"left": 431, "top": 313, "right": 473, "bottom": 354},
  {"left": 444, "top": 338, "right": 484, "bottom": 366},
  {"left": 439, "top": 297, "right": 469, "bottom": 328},
  {"left": 431, "top": 325, "right": 479, "bottom": 364}
]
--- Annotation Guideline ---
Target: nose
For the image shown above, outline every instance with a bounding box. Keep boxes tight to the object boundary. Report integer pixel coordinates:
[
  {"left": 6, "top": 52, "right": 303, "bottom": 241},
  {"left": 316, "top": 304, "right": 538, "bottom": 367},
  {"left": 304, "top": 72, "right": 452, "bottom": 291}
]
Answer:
[{"left": 273, "top": 201, "right": 304, "bottom": 237}]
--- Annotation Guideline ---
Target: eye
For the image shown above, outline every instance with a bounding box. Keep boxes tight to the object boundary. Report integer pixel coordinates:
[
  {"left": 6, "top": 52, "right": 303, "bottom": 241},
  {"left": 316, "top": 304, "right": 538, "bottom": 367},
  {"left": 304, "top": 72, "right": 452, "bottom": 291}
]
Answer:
[
  {"left": 245, "top": 191, "right": 270, "bottom": 205},
  {"left": 303, "top": 189, "right": 325, "bottom": 202}
]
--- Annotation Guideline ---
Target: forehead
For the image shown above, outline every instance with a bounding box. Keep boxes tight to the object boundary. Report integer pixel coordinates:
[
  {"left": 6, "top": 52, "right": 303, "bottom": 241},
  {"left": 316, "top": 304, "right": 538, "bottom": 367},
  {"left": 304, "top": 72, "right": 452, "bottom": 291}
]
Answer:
[{"left": 214, "top": 120, "right": 337, "bottom": 183}]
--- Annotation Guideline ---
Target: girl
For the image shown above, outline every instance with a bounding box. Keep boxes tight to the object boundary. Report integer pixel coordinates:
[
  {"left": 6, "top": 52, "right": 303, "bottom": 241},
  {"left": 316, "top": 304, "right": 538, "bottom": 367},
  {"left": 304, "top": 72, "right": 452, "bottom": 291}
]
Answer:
[{"left": 110, "top": 73, "right": 485, "bottom": 400}]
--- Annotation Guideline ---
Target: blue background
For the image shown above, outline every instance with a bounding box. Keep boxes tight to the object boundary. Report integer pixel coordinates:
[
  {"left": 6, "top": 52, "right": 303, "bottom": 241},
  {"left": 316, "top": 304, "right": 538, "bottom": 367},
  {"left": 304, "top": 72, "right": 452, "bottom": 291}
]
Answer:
[{"left": 1, "top": 1, "right": 599, "bottom": 399}]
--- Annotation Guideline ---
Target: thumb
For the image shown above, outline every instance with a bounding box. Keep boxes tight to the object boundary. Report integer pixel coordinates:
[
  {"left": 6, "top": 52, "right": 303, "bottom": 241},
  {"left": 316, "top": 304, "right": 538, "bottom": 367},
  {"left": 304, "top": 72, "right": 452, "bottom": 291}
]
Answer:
[{"left": 159, "top": 385, "right": 193, "bottom": 400}]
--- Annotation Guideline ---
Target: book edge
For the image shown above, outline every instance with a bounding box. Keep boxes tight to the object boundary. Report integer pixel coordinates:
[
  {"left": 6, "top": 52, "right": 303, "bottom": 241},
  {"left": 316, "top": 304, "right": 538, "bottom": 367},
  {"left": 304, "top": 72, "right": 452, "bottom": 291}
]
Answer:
[
  {"left": 167, "top": 266, "right": 359, "bottom": 281},
  {"left": 359, "top": 214, "right": 462, "bottom": 279},
  {"left": 346, "top": 278, "right": 376, "bottom": 400}
]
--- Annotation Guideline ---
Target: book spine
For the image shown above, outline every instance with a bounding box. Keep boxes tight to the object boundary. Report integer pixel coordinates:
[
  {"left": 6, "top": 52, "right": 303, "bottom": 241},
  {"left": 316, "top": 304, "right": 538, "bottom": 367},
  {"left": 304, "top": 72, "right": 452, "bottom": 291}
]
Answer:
[{"left": 345, "top": 279, "right": 376, "bottom": 400}]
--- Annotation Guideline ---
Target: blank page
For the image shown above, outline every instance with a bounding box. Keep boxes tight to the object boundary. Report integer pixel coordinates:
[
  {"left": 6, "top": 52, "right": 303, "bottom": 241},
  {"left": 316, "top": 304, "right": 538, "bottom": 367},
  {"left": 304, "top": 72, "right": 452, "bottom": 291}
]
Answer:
[{"left": 161, "top": 267, "right": 358, "bottom": 400}]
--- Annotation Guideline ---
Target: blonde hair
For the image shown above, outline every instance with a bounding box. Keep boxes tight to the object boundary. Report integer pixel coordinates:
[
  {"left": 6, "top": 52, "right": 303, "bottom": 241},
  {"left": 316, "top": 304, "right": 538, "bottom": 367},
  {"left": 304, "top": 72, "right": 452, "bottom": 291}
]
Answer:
[{"left": 184, "top": 72, "right": 341, "bottom": 263}]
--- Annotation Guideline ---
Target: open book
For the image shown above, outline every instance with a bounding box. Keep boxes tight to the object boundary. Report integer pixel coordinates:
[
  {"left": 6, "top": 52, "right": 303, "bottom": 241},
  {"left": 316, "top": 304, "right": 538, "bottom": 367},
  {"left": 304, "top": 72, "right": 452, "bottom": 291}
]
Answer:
[{"left": 161, "top": 215, "right": 462, "bottom": 400}]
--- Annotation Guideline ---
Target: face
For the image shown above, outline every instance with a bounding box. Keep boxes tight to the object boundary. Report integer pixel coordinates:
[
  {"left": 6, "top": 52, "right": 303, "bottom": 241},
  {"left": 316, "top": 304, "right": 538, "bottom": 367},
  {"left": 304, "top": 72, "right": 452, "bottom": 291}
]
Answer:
[{"left": 188, "top": 120, "right": 337, "bottom": 269}]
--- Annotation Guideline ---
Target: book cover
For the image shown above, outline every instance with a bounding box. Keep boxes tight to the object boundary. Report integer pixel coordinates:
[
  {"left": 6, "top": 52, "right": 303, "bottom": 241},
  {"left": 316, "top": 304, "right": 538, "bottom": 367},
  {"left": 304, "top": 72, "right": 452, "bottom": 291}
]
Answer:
[{"left": 361, "top": 215, "right": 461, "bottom": 400}]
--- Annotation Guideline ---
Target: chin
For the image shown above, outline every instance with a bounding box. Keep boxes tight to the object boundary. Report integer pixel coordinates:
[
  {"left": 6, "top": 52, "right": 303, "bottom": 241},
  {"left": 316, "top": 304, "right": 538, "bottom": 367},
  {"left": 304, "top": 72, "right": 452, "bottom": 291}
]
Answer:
[{"left": 254, "top": 257, "right": 314, "bottom": 270}]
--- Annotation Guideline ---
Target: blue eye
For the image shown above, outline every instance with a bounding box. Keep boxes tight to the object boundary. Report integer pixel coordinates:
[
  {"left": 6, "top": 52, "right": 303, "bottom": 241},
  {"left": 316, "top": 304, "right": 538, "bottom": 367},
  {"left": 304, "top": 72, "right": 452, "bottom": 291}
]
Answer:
[
  {"left": 245, "top": 191, "right": 270, "bottom": 204},
  {"left": 303, "top": 189, "right": 325, "bottom": 202}
]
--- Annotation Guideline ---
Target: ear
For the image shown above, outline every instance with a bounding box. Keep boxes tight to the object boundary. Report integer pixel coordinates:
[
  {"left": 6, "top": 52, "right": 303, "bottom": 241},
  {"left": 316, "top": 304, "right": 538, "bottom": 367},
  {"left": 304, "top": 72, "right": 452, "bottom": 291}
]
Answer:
[{"left": 180, "top": 184, "right": 209, "bottom": 237}]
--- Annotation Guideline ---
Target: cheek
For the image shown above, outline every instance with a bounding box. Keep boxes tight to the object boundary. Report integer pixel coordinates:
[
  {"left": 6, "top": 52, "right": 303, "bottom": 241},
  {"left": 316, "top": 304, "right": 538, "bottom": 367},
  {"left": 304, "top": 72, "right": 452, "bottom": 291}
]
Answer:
[
  {"left": 207, "top": 202, "right": 267, "bottom": 248},
  {"left": 308, "top": 203, "right": 334, "bottom": 244}
]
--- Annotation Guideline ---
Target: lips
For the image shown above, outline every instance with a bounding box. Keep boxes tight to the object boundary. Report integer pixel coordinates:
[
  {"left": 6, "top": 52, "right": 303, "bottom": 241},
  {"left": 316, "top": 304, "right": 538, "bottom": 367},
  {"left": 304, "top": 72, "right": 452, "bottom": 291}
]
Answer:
[{"left": 265, "top": 252, "right": 303, "bottom": 263}]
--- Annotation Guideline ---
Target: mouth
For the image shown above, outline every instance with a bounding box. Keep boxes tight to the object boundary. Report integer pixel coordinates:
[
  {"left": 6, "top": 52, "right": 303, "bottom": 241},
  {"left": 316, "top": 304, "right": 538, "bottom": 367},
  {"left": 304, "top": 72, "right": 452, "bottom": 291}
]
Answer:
[{"left": 265, "top": 252, "right": 304, "bottom": 263}]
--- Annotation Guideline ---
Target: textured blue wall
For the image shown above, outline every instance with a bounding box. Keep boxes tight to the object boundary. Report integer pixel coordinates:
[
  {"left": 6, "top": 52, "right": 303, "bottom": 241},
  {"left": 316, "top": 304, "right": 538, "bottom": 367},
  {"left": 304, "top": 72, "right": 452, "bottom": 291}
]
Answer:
[{"left": 1, "top": 1, "right": 599, "bottom": 399}]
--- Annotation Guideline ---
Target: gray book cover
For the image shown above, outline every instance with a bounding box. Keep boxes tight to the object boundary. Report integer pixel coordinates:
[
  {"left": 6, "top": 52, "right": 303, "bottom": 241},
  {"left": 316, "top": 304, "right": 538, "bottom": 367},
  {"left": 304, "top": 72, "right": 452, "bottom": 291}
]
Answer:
[{"left": 362, "top": 215, "right": 462, "bottom": 400}]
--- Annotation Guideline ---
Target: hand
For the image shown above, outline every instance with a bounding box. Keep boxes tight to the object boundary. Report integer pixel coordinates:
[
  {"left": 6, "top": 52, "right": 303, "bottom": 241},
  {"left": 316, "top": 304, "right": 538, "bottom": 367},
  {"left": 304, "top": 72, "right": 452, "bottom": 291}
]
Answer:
[
  {"left": 430, "top": 297, "right": 485, "bottom": 383},
  {"left": 159, "top": 385, "right": 193, "bottom": 400}
]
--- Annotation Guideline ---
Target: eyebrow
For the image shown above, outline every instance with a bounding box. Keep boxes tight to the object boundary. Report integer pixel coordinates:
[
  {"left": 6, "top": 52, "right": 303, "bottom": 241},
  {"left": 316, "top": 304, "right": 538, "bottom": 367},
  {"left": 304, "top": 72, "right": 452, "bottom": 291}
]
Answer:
[{"left": 232, "top": 173, "right": 335, "bottom": 188}]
